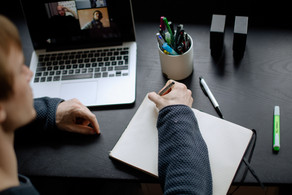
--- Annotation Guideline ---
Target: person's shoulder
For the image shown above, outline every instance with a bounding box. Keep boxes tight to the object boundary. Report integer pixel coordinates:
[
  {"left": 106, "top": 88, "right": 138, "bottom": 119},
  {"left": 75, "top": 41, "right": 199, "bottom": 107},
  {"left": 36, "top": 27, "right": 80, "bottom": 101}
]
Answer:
[
  {"left": 50, "top": 15, "right": 60, "bottom": 19},
  {"left": 0, "top": 175, "right": 39, "bottom": 195}
]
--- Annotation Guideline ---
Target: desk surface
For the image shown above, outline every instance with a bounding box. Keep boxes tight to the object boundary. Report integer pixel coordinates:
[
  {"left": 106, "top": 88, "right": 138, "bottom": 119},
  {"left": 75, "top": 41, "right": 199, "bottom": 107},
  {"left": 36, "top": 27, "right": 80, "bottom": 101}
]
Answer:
[{"left": 3, "top": 0, "right": 292, "bottom": 186}]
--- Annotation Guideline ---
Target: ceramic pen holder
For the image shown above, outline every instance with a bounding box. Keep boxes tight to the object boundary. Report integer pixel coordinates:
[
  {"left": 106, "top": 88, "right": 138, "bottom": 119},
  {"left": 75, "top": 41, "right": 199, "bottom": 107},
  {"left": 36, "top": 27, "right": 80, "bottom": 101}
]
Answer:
[{"left": 158, "top": 34, "right": 194, "bottom": 80}]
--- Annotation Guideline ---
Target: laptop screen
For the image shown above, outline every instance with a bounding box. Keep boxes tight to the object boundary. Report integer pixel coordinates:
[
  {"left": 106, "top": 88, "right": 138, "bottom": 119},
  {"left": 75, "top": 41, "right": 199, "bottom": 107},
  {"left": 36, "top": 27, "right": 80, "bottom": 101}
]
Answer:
[{"left": 21, "top": 0, "right": 136, "bottom": 51}]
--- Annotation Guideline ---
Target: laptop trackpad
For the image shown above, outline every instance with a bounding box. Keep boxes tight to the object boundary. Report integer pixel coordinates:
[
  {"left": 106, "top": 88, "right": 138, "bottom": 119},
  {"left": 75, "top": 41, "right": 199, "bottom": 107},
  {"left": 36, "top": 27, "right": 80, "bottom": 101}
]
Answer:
[{"left": 60, "top": 82, "right": 97, "bottom": 106}]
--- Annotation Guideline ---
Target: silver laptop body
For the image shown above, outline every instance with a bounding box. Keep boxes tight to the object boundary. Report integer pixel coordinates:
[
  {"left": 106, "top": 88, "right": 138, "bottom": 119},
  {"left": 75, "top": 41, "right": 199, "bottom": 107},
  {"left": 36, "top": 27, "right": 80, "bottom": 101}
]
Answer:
[{"left": 21, "top": 0, "right": 136, "bottom": 106}]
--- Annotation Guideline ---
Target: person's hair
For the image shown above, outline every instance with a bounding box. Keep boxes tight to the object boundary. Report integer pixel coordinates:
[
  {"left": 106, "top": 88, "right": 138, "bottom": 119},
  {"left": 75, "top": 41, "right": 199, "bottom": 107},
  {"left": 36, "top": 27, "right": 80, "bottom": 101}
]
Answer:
[
  {"left": 0, "top": 15, "right": 22, "bottom": 100},
  {"left": 93, "top": 10, "right": 103, "bottom": 20}
]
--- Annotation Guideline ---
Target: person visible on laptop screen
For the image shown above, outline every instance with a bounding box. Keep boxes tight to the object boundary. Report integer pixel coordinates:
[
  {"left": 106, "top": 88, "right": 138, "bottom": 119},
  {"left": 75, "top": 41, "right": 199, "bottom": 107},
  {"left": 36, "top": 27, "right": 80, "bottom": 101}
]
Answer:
[
  {"left": 81, "top": 10, "right": 104, "bottom": 30},
  {"left": 0, "top": 15, "right": 100, "bottom": 194},
  {"left": 148, "top": 81, "right": 213, "bottom": 194},
  {"left": 47, "top": 2, "right": 80, "bottom": 37}
]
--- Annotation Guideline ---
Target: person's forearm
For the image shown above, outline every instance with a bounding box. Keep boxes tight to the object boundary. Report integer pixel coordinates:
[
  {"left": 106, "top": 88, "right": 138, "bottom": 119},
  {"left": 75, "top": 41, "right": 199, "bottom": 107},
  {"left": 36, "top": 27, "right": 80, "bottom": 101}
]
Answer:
[
  {"left": 33, "top": 97, "right": 63, "bottom": 130},
  {"left": 157, "top": 105, "right": 212, "bottom": 195},
  {"left": 16, "top": 97, "right": 63, "bottom": 134}
]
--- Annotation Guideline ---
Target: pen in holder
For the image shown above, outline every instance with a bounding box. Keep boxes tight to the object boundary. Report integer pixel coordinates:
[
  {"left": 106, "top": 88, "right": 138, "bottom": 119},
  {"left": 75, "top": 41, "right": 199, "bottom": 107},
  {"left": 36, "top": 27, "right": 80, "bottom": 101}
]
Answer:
[{"left": 157, "top": 17, "right": 194, "bottom": 80}]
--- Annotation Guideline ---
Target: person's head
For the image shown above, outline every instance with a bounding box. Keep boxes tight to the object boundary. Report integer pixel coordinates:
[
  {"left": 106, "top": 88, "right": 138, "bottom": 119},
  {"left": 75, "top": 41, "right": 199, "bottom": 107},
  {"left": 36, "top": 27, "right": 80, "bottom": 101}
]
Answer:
[
  {"left": 0, "top": 15, "right": 35, "bottom": 132},
  {"left": 93, "top": 10, "right": 102, "bottom": 21},
  {"left": 57, "top": 5, "right": 66, "bottom": 16}
]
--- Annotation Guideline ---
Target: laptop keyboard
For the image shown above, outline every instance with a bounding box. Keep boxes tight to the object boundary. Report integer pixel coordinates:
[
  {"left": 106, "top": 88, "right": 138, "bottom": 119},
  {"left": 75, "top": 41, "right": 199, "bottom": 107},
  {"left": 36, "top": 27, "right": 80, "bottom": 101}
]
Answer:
[{"left": 33, "top": 47, "right": 129, "bottom": 83}]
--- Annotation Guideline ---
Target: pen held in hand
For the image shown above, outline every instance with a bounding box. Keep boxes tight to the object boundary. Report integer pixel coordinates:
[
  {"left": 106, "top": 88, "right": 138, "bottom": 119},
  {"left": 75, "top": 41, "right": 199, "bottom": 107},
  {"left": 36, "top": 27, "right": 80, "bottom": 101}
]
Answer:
[{"left": 159, "top": 81, "right": 175, "bottom": 96}]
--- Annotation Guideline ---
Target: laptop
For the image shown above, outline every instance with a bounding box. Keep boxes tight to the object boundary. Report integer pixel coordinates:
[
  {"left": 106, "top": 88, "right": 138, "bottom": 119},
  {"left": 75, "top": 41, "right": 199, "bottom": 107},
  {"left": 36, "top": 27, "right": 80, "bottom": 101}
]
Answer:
[{"left": 20, "top": 0, "right": 136, "bottom": 107}]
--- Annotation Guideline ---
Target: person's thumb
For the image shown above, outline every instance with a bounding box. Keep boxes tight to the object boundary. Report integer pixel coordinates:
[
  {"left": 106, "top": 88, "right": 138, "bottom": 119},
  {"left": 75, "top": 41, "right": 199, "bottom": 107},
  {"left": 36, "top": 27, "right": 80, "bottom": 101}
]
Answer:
[{"left": 148, "top": 92, "right": 162, "bottom": 105}]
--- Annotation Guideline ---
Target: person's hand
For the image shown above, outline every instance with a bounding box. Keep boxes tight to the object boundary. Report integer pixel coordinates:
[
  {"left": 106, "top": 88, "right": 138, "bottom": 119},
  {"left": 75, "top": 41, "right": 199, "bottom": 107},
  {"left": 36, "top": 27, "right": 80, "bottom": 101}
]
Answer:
[
  {"left": 62, "top": 6, "right": 68, "bottom": 11},
  {"left": 148, "top": 80, "right": 193, "bottom": 110},
  {"left": 56, "top": 99, "right": 100, "bottom": 135},
  {"left": 62, "top": 6, "right": 78, "bottom": 19}
]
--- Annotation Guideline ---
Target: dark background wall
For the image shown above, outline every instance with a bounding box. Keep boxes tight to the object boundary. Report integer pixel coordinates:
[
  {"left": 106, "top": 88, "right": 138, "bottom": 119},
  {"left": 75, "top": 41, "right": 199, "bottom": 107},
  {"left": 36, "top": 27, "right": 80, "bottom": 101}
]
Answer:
[{"left": 131, "top": 0, "right": 291, "bottom": 28}]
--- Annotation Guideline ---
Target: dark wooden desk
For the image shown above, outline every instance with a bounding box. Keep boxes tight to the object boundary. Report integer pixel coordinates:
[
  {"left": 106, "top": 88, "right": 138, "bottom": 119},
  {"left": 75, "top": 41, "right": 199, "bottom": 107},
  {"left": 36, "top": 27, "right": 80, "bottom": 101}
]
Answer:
[{"left": 3, "top": 0, "right": 292, "bottom": 190}]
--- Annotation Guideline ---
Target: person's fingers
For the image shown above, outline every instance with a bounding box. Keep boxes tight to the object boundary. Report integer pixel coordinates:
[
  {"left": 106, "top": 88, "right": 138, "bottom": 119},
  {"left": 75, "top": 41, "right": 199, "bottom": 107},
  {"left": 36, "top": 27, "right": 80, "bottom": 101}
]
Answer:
[
  {"left": 149, "top": 80, "right": 194, "bottom": 110},
  {"left": 71, "top": 99, "right": 100, "bottom": 134},
  {"left": 77, "top": 109, "right": 100, "bottom": 134},
  {"left": 87, "top": 115, "right": 100, "bottom": 134},
  {"left": 69, "top": 124, "right": 98, "bottom": 135}
]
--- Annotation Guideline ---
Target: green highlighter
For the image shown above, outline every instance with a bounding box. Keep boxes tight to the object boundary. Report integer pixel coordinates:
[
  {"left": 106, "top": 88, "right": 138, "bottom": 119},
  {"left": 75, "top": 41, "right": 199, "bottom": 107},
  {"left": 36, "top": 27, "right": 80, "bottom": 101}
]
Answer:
[
  {"left": 162, "top": 17, "right": 174, "bottom": 46},
  {"left": 273, "top": 106, "right": 280, "bottom": 152}
]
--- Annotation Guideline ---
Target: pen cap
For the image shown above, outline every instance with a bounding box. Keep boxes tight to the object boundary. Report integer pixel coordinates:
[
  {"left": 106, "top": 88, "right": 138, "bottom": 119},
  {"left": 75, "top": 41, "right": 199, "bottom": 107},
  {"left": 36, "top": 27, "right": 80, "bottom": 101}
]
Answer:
[
  {"left": 157, "top": 34, "right": 194, "bottom": 80},
  {"left": 274, "top": 106, "right": 280, "bottom": 115}
]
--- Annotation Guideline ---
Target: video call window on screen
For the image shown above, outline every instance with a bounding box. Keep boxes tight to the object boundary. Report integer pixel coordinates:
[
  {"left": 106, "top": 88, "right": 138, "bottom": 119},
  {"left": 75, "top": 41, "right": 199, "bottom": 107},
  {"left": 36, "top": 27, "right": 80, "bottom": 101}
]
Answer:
[{"left": 45, "top": 0, "right": 110, "bottom": 32}]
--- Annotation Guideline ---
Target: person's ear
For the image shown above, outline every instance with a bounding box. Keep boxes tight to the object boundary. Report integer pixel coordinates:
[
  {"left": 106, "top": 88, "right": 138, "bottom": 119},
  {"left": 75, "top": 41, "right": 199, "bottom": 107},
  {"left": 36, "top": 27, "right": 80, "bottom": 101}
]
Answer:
[{"left": 0, "top": 103, "right": 7, "bottom": 123}]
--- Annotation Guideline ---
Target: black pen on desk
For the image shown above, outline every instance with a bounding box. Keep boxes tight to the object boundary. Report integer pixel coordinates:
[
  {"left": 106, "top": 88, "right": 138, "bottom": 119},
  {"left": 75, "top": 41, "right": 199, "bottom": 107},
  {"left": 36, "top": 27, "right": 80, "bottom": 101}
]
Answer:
[
  {"left": 159, "top": 81, "right": 175, "bottom": 96},
  {"left": 199, "top": 77, "right": 224, "bottom": 119}
]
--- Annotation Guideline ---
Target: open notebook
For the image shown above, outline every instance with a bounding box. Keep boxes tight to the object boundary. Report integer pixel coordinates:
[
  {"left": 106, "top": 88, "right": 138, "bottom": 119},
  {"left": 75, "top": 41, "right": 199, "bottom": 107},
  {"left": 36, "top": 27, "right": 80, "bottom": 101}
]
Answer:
[{"left": 110, "top": 95, "right": 253, "bottom": 195}]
